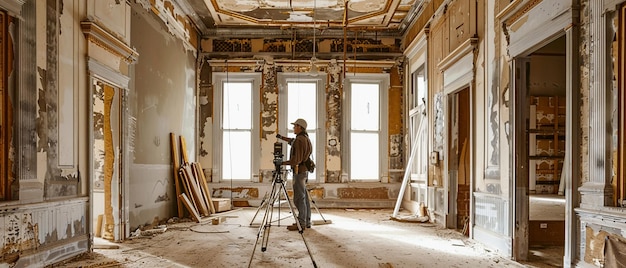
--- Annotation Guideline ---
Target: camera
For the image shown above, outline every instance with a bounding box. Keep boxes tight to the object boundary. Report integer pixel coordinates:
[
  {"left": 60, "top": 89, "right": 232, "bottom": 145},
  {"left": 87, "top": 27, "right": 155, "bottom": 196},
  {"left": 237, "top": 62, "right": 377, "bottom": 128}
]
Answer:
[{"left": 273, "top": 142, "right": 283, "bottom": 168}]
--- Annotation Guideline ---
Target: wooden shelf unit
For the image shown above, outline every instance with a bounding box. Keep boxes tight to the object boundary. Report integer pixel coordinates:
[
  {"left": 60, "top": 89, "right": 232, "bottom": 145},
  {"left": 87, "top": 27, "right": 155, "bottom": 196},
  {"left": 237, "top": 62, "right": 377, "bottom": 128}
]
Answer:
[{"left": 529, "top": 96, "right": 566, "bottom": 194}]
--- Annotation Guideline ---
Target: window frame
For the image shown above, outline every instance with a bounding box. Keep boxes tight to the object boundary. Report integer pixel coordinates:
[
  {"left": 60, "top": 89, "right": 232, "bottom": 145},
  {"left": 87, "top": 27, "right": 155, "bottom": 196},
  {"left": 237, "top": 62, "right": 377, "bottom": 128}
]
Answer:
[
  {"left": 277, "top": 73, "right": 326, "bottom": 182},
  {"left": 212, "top": 72, "right": 261, "bottom": 182},
  {"left": 409, "top": 65, "right": 428, "bottom": 182},
  {"left": 343, "top": 73, "right": 389, "bottom": 182}
]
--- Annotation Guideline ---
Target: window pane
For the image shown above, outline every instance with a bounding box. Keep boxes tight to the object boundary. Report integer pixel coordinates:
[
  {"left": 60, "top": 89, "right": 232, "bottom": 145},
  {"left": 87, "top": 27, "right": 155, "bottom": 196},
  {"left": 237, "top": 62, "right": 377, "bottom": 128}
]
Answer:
[
  {"left": 287, "top": 82, "right": 317, "bottom": 129},
  {"left": 351, "top": 83, "right": 379, "bottom": 130},
  {"left": 222, "top": 131, "right": 251, "bottom": 180},
  {"left": 351, "top": 132, "right": 379, "bottom": 180},
  {"left": 223, "top": 82, "right": 252, "bottom": 129},
  {"left": 287, "top": 81, "right": 317, "bottom": 180},
  {"left": 413, "top": 67, "right": 426, "bottom": 108}
]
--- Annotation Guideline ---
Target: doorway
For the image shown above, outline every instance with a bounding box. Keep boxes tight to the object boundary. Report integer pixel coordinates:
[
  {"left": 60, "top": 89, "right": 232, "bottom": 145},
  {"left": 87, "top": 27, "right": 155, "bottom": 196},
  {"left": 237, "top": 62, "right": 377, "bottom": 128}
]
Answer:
[
  {"left": 447, "top": 87, "right": 471, "bottom": 235},
  {"left": 514, "top": 36, "right": 567, "bottom": 265},
  {"left": 91, "top": 80, "right": 126, "bottom": 241}
]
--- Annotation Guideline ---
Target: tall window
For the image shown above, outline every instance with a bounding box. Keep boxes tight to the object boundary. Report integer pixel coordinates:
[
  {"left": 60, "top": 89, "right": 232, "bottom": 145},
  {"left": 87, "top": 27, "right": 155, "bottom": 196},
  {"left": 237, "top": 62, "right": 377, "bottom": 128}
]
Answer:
[
  {"left": 213, "top": 73, "right": 260, "bottom": 181},
  {"left": 410, "top": 66, "right": 428, "bottom": 181},
  {"left": 278, "top": 75, "right": 324, "bottom": 181},
  {"left": 345, "top": 75, "right": 389, "bottom": 181}
]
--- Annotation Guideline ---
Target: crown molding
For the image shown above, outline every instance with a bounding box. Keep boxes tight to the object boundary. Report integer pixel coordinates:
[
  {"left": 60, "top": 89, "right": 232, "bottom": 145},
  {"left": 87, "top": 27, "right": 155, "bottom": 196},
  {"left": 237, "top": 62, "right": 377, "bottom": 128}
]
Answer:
[
  {"left": 0, "top": 0, "right": 25, "bottom": 18},
  {"left": 81, "top": 21, "right": 138, "bottom": 63}
]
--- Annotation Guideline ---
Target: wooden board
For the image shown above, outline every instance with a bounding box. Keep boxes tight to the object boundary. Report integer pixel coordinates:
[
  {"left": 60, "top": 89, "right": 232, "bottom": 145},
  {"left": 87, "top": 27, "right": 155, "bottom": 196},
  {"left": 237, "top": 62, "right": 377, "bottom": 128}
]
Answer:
[
  {"left": 195, "top": 162, "right": 216, "bottom": 214},
  {"left": 179, "top": 169, "right": 198, "bottom": 211},
  {"left": 182, "top": 165, "right": 209, "bottom": 216},
  {"left": 179, "top": 135, "right": 189, "bottom": 164},
  {"left": 179, "top": 193, "right": 201, "bottom": 222},
  {"left": 95, "top": 214, "right": 103, "bottom": 238},
  {"left": 170, "top": 133, "right": 184, "bottom": 218}
]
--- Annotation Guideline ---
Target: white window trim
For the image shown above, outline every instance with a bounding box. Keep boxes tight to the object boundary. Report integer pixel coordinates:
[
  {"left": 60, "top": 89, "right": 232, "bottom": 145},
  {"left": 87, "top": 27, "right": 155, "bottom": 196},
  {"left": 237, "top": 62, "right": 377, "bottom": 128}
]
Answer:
[
  {"left": 343, "top": 73, "right": 390, "bottom": 182},
  {"left": 277, "top": 73, "right": 326, "bottom": 182},
  {"left": 212, "top": 72, "right": 261, "bottom": 182}
]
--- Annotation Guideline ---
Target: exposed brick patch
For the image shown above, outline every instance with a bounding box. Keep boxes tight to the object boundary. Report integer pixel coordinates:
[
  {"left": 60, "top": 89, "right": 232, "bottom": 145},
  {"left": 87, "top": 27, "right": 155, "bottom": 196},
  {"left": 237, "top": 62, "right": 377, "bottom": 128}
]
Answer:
[{"left": 337, "top": 187, "right": 389, "bottom": 199}]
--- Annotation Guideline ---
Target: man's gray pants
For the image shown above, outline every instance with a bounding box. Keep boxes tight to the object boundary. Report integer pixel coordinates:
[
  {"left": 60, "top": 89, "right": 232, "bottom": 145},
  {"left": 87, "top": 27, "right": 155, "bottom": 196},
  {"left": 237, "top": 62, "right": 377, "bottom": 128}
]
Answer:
[{"left": 292, "top": 172, "right": 310, "bottom": 228}]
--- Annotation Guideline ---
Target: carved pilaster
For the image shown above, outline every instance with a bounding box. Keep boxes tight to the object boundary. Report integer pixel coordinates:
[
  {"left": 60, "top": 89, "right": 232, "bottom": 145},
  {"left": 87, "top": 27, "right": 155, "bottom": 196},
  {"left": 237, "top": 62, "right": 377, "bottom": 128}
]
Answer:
[{"left": 580, "top": 0, "right": 613, "bottom": 208}]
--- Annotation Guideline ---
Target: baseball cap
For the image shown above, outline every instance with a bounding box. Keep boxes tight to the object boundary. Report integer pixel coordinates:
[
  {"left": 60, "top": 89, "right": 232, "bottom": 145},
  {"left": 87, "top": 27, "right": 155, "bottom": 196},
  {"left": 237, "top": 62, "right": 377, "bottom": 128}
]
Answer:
[{"left": 291, "top": 118, "right": 307, "bottom": 129}]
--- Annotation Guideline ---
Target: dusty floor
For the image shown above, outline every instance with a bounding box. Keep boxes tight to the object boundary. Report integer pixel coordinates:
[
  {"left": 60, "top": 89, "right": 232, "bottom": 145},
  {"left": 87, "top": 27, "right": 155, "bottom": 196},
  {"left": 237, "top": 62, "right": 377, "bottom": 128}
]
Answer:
[{"left": 55, "top": 208, "right": 556, "bottom": 268}]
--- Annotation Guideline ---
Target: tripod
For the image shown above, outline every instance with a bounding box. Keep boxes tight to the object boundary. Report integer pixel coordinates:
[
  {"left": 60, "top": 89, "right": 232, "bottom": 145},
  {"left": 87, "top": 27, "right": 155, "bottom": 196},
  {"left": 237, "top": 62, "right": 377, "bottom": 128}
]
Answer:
[
  {"left": 248, "top": 166, "right": 317, "bottom": 268},
  {"left": 250, "top": 185, "right": 329, "bottom": 226}
]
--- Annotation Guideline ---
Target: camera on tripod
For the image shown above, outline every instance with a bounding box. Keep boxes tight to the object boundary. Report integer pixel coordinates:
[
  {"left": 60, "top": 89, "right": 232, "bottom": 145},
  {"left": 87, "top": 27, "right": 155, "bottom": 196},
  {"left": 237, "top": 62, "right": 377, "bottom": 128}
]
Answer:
[{"left": 273, "top": 142, "right": 283, "bottom": 169}]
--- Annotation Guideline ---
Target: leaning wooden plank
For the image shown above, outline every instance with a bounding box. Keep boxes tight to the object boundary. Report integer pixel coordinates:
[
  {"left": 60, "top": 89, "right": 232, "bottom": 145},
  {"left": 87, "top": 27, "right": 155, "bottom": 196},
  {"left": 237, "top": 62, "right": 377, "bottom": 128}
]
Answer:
[
  {"left": 196, "top": 162, "right": 216, "bottom": 214},
  {"left": 95, "top": 214, "right": 103, "bottom": 238},
  {"left": 179, "top": 193, "right": 200, "bottom": 223},
  {"left": 170, "top": 133, "right": 184, "bottom": 218},
  {"left": 183, "top": 164, "right": 210, "bottom": 216},
  {"left": 179, "top": 169, "right": 198, "bottom": 212},
  {"left": 192, "top": 163, "right": 213, "bottom": 215},
  {"left": 179, "top": 135, "right": 189, "bottom": 165}
]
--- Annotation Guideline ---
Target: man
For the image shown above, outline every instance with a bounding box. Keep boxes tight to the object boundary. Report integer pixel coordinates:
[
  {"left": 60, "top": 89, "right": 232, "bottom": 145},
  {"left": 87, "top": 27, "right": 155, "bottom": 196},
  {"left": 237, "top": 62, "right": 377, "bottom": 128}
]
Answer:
[{"left": 276, "top": 118, "right": 312, "bottom": 231}]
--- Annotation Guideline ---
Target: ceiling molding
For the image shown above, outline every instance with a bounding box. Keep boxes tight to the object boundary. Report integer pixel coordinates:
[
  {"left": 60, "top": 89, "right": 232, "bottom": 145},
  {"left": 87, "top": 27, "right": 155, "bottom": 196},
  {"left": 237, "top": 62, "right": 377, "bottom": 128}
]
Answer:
[
  {"left": 194, "top": 0, "right": 417, "bottom": 30},
  {"left": 203, "top": 27, "right": 402, "bottom": 39},
  {"left": 172, "top": 0, "right": 209, "bottom": 34},
  {"left": 207, "top": 58, "right": 397, "bottom": 68}
]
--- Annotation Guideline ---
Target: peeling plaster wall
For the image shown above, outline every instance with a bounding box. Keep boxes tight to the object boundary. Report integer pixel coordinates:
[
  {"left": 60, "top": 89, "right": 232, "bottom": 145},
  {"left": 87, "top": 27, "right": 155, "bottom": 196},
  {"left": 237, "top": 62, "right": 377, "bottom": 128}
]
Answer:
[
  {"left": 1, "top": 0, "right": 90, "bottom": 266},
  {"left": 1, "top": 199, "right": 88, "bottom": 266},
  {"left": 610, "top": 7, "right": 619, "bottom": 196},
  {"left": 325, "top": 61, "right": 343, "bottom": 183},
  {"left": 128, "top": 3, "right": 197, "bottom": 229},
  {"left": 197, "top": 56, "right": 212, "bottom": 171},
  {"left": 37, "top": 0, "right": 81, "bottom": 198},
  {"left": 259, "top": 63, "right": 279, "bottom": 181},
  {"left": 388, "top": 66, "right": 404, "bottom": 181},
  {"left": 579, "top": 0, "right": 590, "bottom": 186},
  {"left": 577, "top": 1, "right": 626, "bottom": 267}
]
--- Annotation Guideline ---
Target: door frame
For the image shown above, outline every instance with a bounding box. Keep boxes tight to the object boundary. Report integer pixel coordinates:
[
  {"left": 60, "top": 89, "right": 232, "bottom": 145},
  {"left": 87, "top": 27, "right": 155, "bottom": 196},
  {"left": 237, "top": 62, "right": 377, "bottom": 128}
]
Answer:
[
  {"left": 88, "top": 59, "right": 131, "bottom": 241},
  {"left": 512, "top": 57, "right": 530, "bottom": 260}
]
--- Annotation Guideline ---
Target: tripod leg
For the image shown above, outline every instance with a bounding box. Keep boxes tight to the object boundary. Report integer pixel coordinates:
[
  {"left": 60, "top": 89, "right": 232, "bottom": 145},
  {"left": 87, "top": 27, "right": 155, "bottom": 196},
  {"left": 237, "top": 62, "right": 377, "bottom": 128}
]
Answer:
[
  {"left": 249, "top": 177, "right": 280, "bottom": 267},
  {"left": 279, "top": 182, "right": 317, "bottom": 267},
  {"left": 249, "top": 192, "right": 269, "bottom": 226},
  {"left": 250, "top": 170, "right": 318, "bottom": 268},
  {"left": 307, "top": 188, "right": 328, "bottom": 223}
]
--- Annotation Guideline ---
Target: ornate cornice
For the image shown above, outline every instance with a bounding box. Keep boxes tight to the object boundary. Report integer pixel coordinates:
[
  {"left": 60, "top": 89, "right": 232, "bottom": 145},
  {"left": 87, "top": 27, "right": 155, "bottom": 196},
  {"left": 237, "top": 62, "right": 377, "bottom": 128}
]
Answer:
[
  {"left": 508, "top": 0, "right": 543, "bottom": 24},
  {"left": 81, "top": 21, "right": 138, "bottom": 64},
  {"left": 0, "top": 0, "right": 25, "bottom": 18},
  {"left": 437, "top": 38, "right": 478, "bottom": 72}
]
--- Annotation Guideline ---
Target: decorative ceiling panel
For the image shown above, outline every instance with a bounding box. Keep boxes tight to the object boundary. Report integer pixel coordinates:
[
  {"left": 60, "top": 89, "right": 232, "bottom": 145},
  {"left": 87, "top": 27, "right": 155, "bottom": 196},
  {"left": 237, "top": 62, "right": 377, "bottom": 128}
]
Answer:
[{"left": 199, "top": 0, "right": 417, "bottom": 29}]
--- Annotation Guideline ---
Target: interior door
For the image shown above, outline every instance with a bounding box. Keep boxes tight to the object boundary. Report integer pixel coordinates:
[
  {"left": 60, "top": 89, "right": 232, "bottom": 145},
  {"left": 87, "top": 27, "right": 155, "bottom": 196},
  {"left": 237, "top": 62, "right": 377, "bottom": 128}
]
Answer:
[{"left": 512, "top": 58, "right": 530, "bottom": 260}]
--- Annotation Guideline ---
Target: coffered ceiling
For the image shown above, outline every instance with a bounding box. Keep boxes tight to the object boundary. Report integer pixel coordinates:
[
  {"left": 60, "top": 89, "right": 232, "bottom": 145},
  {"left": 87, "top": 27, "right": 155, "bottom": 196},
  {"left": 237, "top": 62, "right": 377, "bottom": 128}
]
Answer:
[{"left": 184, "top": 0, "right": 427, "bottom": 36}]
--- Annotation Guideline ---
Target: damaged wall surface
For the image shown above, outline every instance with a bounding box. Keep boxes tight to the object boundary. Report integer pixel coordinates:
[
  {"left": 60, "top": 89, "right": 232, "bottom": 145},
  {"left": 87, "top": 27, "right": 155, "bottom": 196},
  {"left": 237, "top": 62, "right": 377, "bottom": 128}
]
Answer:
[
  {"left": 1, "top": 0, "right": 90, "bottom": 266},
  {"left": 0, "top": 199, "right": 88, "bottom": 266},
  {"left": 128, "top": 2, "right": 198, "bottom": 229}
]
